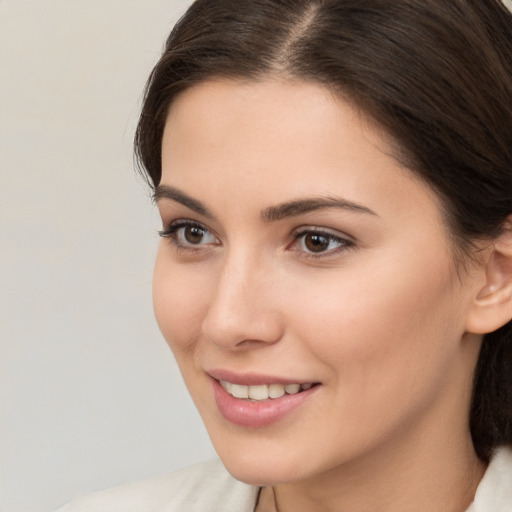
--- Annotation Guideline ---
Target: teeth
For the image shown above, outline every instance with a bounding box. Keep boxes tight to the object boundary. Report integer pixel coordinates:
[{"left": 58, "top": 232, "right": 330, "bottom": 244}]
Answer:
[
  {"left": 231, "top": 384, "right": 249, "bottom": 399},
  {"left": 220, "top": 381, "right": 314, "bottom": 401},
  {"left": 220, "top": 380, "right": 232, "bottom": 393},
  {"left": 248, "top": 385, "right": 269, "bottom": 400},
  {"left": 284, "top": 384, "right": 300, "bottom": 394},
  {"left": 268, "top": 384, "right": 286, "bottom": 398}
]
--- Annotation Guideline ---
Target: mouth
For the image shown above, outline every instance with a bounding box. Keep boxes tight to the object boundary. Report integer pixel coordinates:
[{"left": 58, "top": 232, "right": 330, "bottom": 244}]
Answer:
[
  {"left": 219, "top": 380, "right": 317, "bottom": 401},
  {"left": 210, "top": 374, "right": 321, "bottom": 428}
]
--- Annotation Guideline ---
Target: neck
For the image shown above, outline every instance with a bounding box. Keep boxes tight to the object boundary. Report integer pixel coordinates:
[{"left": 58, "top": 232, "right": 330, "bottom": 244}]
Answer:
[{"left": 258, "top": 423, "right": 486, "bottom": 512}]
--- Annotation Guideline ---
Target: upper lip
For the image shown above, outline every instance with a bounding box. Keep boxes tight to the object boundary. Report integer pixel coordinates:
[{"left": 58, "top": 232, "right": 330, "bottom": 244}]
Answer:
[{"left": 206, "top": 369, "right": 318, "bottom": 386}]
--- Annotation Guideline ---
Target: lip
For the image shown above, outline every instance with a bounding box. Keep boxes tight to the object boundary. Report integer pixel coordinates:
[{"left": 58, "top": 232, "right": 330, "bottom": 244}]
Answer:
[
  {"left": 209, "top": 372, "right": 320, "bottom": 428},
  {"left": 207, "top": 368, "right": 315, "bottom": 386}
]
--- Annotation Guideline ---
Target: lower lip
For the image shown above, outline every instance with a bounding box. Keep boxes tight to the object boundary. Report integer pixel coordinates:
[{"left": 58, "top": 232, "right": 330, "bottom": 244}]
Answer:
[{"left": 212, "top": 379, "right": 319, "bottom": 428}]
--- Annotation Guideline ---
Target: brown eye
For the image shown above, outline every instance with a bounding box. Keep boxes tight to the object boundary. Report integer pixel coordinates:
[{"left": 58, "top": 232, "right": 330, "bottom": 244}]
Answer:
[
  {"left": 183, "top": 225, "right": 207, "bottom": 244},
  {"left": 304, "top": 233, "right": 330, "bottom": 253},
  {"left": 293, "top": 229, "right": 353, "bottom": 257},
  {"left": 159, "top": 221, "right": 219, "bottom": 248},
  {"left": 175, "top": 224, "right": 218, "bottom": 246}
]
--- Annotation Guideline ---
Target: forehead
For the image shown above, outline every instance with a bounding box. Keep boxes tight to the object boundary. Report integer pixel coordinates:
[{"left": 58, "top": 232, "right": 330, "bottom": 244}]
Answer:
[
  {"left": 162, "top": 79, "right": 435, "bottom": 207},
  {"left": 164, "top": 80, "right": 397, "bottom": 178},
  {"left": 165, "top": 78, "right": 382, "bottom": 142}
]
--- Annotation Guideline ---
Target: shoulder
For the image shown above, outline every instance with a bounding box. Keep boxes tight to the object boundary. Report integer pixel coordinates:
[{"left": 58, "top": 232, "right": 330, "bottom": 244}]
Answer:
[
  {"left": 468, "top": 446, "right": 512, "bottom": 512},
  {"left": 54, "top": 459, "right": 259, "bottom": 512}
]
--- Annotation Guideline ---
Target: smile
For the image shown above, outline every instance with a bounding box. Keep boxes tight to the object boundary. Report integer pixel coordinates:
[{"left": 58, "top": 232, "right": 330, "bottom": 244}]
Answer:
[
  {"left": 212, "top": 377, "right": 320, "bottom": 427},
  {"left": 220, "top": 380, "right": 315, "bottom": 401}
]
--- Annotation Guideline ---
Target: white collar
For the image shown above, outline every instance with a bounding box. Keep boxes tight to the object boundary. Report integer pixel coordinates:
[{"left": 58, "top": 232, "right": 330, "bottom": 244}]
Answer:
[{"left": 466, "top": 446, "right": 512, "bottom": 512}]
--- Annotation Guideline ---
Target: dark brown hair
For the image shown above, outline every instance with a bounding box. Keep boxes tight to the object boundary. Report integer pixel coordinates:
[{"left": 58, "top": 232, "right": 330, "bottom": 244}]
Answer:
[{"left": 135, "top": 0, "right": 512, "bottom": 461}]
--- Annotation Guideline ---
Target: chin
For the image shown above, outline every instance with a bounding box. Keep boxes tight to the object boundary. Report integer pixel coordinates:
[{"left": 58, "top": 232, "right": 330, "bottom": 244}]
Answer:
[
  {"left": 212, "top": 439, "right": 315, "bottom": 486},
  {"left": 222, "top": 457, "right": 298, "bottom": 486}
]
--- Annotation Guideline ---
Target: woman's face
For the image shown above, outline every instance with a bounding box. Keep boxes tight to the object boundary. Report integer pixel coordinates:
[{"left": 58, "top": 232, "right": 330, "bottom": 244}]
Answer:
[{"left": 153, "top": 79, "right": 484, "bottom": 485}]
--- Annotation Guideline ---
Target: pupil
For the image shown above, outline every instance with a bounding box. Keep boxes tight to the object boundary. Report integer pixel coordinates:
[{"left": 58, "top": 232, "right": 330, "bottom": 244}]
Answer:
[
  {"left": 185, "top": 226, "right": 204, "bottom": 244},
  {"left": 305, "top": 234, "right": 329, "bottom": 252}
]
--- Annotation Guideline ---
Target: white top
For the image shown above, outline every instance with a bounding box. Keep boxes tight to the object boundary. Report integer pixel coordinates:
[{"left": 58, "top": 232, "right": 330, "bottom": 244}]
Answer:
[
  {"left": 466, "top": 447, "right": 512, "bottom": 512},
  {"left": 54, "top": 447, "right": 512, "bottom": 512},
  {"left": 54, "top": 459, "right": 259, "bottom": 512}
]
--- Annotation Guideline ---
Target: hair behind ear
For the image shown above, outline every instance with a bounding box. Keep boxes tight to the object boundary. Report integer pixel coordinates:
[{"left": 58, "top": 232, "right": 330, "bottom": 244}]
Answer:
[
  {"left": 470, "top": 220, "right": 512, "bottom": 460},
  {"left": 470, "top": 322, "right": 512, "bottom": 460}
]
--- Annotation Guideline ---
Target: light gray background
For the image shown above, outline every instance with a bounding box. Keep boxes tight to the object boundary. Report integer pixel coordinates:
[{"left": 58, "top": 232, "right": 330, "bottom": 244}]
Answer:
[
  {"left": 0, "top": 2, "right": 216, "bottom": 512},
  {"left": 2, "top": 1, "right": 512, "bottom": 512}
]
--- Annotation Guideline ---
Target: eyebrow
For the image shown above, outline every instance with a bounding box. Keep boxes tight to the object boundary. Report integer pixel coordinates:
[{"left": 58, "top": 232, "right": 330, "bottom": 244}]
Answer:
[
  {"left": 153, "top": 184, "right": 377, "bottom": 221},
  {"left": 153, "top": 185, "right": 213, "bottom": 218},
  {"left": 261, "top": 196, "right": 377, "bottom": 222}
]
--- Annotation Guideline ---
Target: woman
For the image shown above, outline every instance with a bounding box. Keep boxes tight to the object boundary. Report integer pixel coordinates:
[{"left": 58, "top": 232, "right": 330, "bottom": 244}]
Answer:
[{"left": 56, "top": 0, "right": 512, "bottom": 510}]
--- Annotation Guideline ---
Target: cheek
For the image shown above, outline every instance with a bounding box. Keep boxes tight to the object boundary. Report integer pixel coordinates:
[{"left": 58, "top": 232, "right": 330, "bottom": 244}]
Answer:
[
  {"left": 279, "top": 254, "right": 466, "bottom": 453},
  {"left": 152, "top": 250, "right": 210, "bottom": 355},
  {"left": 287, "top": 249, "right": 462, "bottom": 390}
]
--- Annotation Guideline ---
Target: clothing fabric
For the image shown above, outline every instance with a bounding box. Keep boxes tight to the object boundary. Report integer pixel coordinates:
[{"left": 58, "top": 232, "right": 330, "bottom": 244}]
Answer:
[
  {"left": 53, "top": 459, "right": 258, "bottom": 512},
  {"left": 466, "top": 447, "right": 512, "bottom": 512},
  {"left": 54, "top": 447, "right": 512, "bottom": 512}
]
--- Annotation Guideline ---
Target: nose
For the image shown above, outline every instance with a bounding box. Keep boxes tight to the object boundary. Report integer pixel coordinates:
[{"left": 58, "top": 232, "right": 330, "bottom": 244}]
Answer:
[{"left": 201, "top": 251, "right": 284, "bottom": 351}]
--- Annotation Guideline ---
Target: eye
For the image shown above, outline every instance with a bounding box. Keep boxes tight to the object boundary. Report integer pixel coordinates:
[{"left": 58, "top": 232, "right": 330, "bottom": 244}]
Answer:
[
  {"left": 159, "top": 220, "right": 219, "bottom": 248},
  {"left": 292, "top": 228, "right": 354, "bottom": 257},
  {"left": 177, "top": 225, "right": 215, "bottom": 245}
]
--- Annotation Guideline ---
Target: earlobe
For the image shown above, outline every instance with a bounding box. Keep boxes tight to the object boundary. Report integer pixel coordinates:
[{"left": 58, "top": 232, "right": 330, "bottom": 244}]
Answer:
[{"left": 465, "top": 220, "right": 512, "bottom": 335}]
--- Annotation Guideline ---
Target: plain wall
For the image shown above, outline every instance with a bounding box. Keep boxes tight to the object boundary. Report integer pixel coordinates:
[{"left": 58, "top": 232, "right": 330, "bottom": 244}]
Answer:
[
  {"left": 2, "top": 1, "right": 511, "bottom": 512},
  {"left": 0, "top": 2, "right": 216, "bottom": 512}
]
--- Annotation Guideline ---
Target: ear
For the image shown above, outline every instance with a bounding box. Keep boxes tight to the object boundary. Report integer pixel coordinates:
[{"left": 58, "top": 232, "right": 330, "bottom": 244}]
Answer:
[{"left": 465, "top": 220, "right": 512, "bottom": 334}]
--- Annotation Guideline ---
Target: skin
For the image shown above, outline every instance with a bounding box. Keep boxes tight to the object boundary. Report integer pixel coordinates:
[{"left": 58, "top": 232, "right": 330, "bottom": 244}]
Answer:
[{"left": 153, "top": 79, "right": 489, "bottom": 512}]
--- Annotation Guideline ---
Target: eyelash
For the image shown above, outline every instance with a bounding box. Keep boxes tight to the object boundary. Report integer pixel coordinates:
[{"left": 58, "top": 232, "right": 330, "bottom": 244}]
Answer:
[
  {"left": 290, "top": 228, "right": 355, "bottom": 259},
  {"left": 158, "top": 220, "right": 355, "bottom": 259},
  {"left": 158, "top": 220, "right": 219, "bottom": 253}
]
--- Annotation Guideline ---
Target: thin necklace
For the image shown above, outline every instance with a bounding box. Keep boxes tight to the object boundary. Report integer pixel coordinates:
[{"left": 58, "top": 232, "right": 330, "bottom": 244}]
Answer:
[
  {"left": 272, "top": 487, "right": 280, "bottom": 512},
  {"left": 255, "top": 486, "right": 280, "bottom": 512}
]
